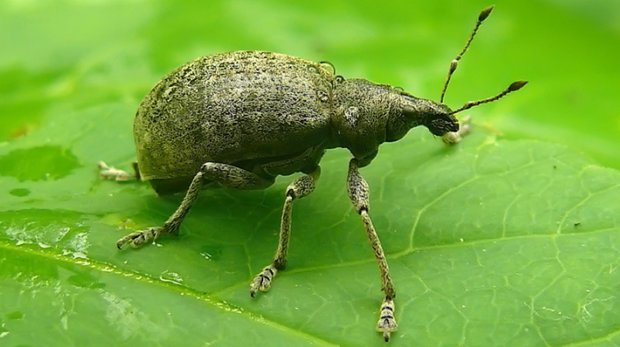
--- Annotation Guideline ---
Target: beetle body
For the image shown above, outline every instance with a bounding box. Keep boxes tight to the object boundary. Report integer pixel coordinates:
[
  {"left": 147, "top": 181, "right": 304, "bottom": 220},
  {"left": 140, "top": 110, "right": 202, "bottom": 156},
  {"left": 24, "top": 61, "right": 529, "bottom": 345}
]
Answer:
[{"left": 135, "top": 50, "right": 456, "bottom": 194}]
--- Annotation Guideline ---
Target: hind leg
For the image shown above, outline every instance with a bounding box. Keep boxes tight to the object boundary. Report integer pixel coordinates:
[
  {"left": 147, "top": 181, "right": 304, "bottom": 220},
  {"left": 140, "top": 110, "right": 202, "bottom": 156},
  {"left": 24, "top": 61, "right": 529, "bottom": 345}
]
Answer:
[
  {"left": 116, "top": 162, "right": 273, "bottom": 249},
  {"left": 98, "top": 161, "right": 141, "bottom": 181}
]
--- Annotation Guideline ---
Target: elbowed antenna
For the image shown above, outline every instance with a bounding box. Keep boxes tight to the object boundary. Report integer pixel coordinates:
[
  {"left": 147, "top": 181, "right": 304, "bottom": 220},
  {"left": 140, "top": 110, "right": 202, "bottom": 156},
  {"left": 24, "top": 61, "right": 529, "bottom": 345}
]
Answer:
[
  {"left": 448, "top": 80, "right": 528, "bottom": 115},
  {"left": 439, "top": 5, "right": 494, "bottom": 103}
]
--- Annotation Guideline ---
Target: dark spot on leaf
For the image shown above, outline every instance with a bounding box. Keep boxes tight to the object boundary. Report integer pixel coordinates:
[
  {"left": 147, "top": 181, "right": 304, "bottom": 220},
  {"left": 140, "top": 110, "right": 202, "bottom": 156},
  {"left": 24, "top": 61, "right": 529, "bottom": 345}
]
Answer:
[
  {"left": 0, "top": 145, "right": 80, "bottom": 181},
  {"left": 9, "top": 188, "right": 30, "bottom": 197},
  {"left": 67, "top": 270, "right": 106, "bottom": 289},
  {"left": 9, "top": 124, "right": 33, "bottom": 139},
  {"left": 6, "top": 311, "right": 24, "bottom": 320}
]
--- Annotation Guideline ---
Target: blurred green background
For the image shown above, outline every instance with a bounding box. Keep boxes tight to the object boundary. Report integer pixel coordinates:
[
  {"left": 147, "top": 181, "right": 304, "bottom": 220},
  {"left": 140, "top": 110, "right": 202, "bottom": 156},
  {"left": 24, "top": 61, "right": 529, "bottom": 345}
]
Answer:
[{"left": 1, "top": 1, "right": 619, "bottom": 346}]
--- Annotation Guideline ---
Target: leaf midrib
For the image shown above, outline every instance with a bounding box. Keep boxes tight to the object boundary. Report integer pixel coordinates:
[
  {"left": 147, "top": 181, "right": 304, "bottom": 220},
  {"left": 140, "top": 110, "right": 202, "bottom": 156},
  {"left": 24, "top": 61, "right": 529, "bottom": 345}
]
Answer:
[{"left": 0, "top": 240, "right": 339, "bottom": 347}]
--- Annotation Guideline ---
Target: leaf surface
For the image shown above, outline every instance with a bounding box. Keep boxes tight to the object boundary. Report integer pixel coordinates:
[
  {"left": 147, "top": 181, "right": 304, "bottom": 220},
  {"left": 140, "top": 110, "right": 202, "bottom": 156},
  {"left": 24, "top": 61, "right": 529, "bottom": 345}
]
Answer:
[{"left": 1, "top": 1, "right": 619, "bottom": 346}]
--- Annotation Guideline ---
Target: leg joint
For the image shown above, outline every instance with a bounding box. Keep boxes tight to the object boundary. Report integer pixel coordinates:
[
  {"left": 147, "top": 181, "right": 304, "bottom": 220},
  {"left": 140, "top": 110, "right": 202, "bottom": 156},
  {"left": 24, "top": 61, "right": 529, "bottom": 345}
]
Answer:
[
  {"left": 273, "top": 258, "right": 287, "bottom": 270},
  {"left": 199, "top": 162, "right": 214, "bottom": 172},
  {"left": 285, "top": 189, "right": 296, "bottom": 200}
]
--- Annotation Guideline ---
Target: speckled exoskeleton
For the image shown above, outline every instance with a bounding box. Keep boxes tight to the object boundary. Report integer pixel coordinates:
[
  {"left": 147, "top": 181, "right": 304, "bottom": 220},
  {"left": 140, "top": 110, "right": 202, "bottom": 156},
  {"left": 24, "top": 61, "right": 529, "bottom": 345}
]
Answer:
[{"left": 100, "top": 6, "right": 525, "bottom": 341}]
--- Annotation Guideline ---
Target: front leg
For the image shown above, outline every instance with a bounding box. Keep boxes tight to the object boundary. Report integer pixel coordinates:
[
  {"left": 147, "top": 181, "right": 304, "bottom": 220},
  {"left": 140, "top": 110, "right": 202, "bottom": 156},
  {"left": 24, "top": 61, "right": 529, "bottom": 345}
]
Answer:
[
  {"left": 347, "top": 159, "right": 397, "bottom": 341},
  {"left": 442, "top": 115, "right": 471, "bottom": 145}
]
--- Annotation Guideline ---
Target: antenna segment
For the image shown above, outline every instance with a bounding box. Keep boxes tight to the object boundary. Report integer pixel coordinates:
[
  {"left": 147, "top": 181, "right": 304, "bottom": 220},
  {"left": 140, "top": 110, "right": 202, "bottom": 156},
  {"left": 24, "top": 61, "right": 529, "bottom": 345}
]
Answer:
[{"left": 439, "top": 6, "right": 494, "bottom": 103}]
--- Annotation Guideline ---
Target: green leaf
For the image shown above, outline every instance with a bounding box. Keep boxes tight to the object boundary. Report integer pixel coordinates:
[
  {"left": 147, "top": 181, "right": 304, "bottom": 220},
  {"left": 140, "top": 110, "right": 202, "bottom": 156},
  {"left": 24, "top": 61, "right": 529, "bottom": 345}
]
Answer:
[
  {"left": 1, "top": 1, "right": 619, "bottom": 346},
  {"left": 3, "top": 115, "right": 620, "bottom": 346}
]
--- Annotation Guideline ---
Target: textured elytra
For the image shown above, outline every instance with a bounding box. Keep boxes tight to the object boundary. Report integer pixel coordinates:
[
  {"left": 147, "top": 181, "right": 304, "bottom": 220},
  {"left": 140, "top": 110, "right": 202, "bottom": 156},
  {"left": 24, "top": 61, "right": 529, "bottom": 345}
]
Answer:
[{"left": 135, "top": 51, "right": 336, "bottom": 193}]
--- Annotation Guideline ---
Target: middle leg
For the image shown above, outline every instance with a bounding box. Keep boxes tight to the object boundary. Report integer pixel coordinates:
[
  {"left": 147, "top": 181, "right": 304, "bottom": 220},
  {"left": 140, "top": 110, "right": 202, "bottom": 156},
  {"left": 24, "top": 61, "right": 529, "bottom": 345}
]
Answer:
[{"left": 249, "top": 166, "right": 321, "bottom": 297}]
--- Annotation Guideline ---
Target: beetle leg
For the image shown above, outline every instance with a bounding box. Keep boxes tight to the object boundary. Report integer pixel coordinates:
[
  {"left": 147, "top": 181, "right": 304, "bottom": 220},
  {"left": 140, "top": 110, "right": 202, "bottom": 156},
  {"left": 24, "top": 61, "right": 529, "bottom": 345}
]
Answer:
[
  {"left": 116, "top": 162, "right": 273, "bottom": 249},
  {"left": 346, "top": 158, "right": 398, "bottom": 341},
  {"left": 442, "top": 115, "right": 471, "bottom": 145},
  {"left": 98, "top": 161, "right": 139, "bottom": 181},
  {"left": 116, "top": 164, "right": 207, "bottom": 249},
  {"left": 250, "top": 166, "right": 320, "bottom": 297}
]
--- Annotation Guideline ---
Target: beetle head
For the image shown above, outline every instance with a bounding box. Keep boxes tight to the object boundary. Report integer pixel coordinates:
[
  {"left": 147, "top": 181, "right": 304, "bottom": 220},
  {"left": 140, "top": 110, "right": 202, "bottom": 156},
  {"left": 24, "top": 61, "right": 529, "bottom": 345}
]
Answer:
[
  {"left": 386, "top": 93, "right": 459, "bottom": 142},
  {"left": 388, "top": 77, "right": 526, "bottom": 142},
  {"left": 427, "top": 113, "right": 460, "bottom": 136},
  {"left": 418, "top": 100, "right": 459, "bottom": 136}
]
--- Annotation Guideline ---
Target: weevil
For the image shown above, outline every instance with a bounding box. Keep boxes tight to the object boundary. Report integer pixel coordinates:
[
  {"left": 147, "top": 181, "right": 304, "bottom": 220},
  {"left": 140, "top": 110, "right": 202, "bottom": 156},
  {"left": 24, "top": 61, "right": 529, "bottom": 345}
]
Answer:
[{"left": 100, "top": 6, "right": 525, "bottom": 341}]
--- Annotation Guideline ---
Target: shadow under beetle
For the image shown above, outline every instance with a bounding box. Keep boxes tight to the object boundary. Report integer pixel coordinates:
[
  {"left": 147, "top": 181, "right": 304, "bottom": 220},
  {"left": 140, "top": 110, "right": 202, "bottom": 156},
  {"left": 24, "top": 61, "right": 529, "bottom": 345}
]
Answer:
[{"left": 100, "top": 6, "right": 526, "bottom": 342}]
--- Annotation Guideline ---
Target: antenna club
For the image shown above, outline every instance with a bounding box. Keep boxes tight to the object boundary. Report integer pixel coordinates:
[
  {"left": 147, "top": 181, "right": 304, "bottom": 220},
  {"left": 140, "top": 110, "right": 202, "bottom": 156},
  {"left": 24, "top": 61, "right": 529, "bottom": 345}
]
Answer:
[
  {"left": 479, "top": 6, "right": 494, "bottom": 22},
  {"left": 508, "top": 80, "right": 528, "bottom": 91},
  {"left": 449, "top": 60, "right": 458, "bottom": 73}
]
